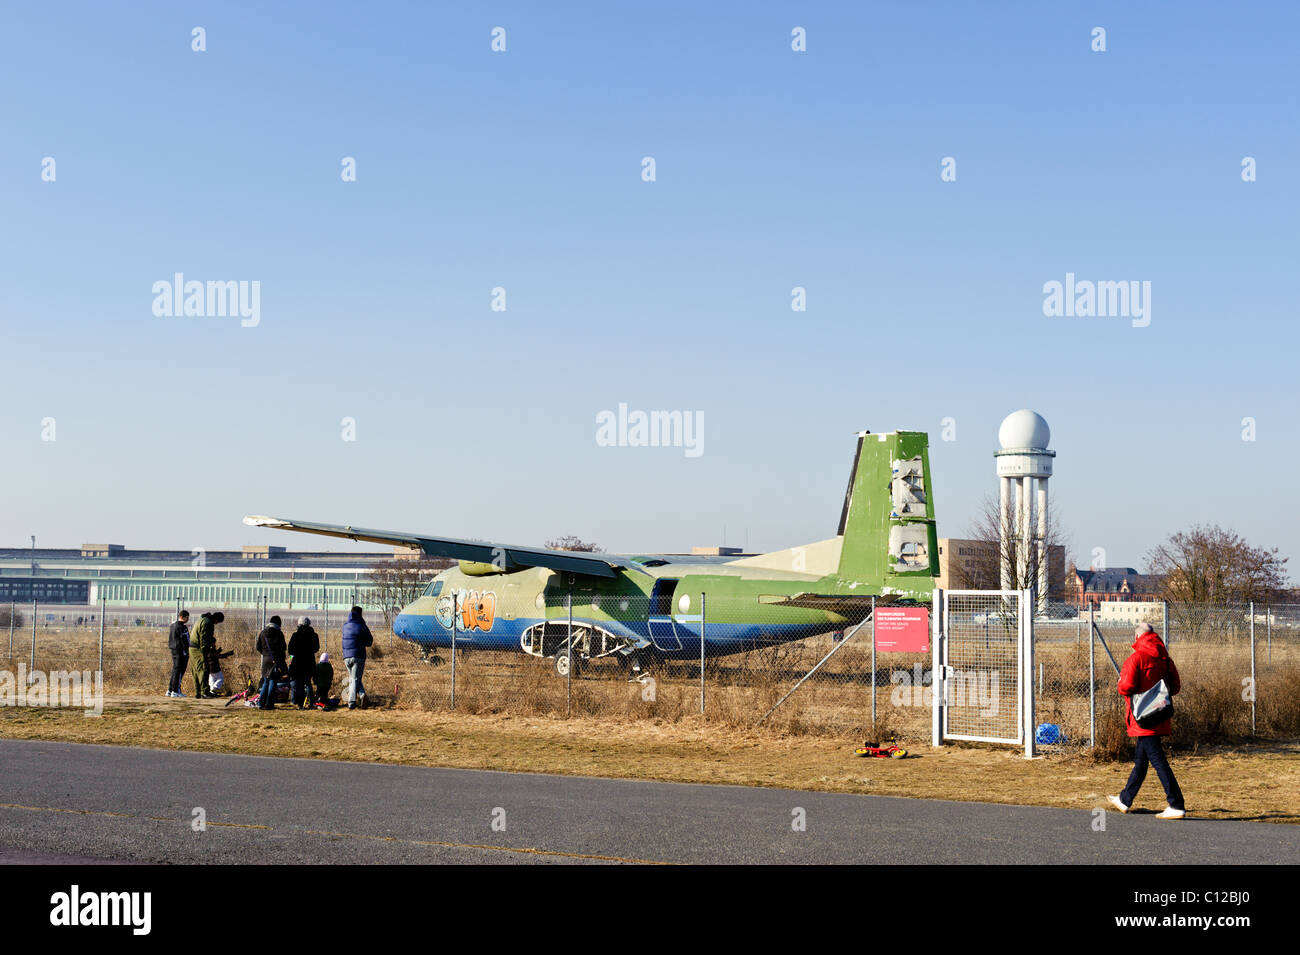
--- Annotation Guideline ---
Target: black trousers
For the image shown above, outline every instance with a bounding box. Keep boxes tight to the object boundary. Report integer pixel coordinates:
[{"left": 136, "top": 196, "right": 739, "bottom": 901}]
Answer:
[
  {"left": 1121, "top": 736, "right": 1185, "bottom": 811},
  {"left": 168, "top": 651, "right": 188, "bottom": 694}
]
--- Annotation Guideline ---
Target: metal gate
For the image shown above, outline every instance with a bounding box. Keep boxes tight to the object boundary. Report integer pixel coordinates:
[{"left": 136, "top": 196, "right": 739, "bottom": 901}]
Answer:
[{"left": 934, "top": 590, "right": 1032, "bottom": 751}]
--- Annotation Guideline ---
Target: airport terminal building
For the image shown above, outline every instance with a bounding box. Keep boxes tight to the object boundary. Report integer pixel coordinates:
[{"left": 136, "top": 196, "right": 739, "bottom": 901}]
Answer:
[{"left": 0, "top": 543, "right": 402, "bottom": 611}]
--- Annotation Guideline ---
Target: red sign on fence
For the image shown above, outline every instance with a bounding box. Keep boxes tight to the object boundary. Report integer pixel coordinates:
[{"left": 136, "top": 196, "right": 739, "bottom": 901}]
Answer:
[{"left": 873, "top": 607, "right": 930, "bottom": 652}]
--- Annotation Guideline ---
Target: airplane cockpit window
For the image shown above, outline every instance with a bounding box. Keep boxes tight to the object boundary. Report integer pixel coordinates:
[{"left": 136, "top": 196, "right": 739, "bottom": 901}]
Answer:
[{"left": 423, "top": 580, "right": 443, "bottom": 597}]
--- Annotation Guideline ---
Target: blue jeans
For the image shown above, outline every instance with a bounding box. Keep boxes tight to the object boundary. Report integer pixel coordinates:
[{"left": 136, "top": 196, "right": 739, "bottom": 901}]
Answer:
[
  {"left": 1121, "top": 736, "right": 1184, "bottom": 810},
  {"left": 344, "top": 656, "right": 365, "bottom": 705},
  {"left": 290, "top": 677, "right": 314, "bottom": 707},
  {"left": 258, "top": 674, "right": 279, "bottom": 708}
]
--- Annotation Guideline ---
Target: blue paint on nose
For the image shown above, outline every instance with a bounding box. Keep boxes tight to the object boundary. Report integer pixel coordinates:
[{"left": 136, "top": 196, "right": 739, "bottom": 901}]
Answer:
[{"left": 393, "top": 612, "right": 433, "bottom": 643}]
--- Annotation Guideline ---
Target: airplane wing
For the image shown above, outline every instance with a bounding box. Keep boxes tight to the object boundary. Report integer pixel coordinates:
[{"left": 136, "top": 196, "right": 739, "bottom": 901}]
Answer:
[{"left": 242, "top": 515, "right": 625, "bottom": 579}]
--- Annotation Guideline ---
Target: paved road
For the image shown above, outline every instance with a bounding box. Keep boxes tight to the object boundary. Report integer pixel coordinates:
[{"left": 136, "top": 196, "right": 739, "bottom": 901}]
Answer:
[{"left": 0, "top": 740, "right": 1294, "bottom": 864}]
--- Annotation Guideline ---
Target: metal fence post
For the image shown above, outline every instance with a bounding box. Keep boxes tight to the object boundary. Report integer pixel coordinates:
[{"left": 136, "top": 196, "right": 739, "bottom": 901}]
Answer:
[
  {"left": 1162, "top": 601, "right": 1169, "bottom": 645},
  {"left": 699, "top": 593, "right": 706, "bottom": 715},
  {"left": 1084, "top": 606, "right": 1093, "bottom": 747},
  {"left": 1267, "top": 605, "right": 1272, "bottom": 664},
  {"left": 7, "top": 601, "right": 13, "bottom": 658},
  {"left": 870, "top": 596, "right": 876, "bottom": 728},
  {"left": 931, "top": 589, "right": 943, "bottom": 747},
  {"left": 322, "top": 588, "right": 328, "bottom": 658},
  {"left": 98, "top": 593, "right": 105, "bottom": 675},
  {"left": 1249, "top": 600, "right": 1256, "bottom": 736},
  {"left": 1022, "top": 589, "right": 1036, "bottom": 759},
  {"left": 30, "top": 598, "right": 37, "bottom": 678},
  {"left": 450, "top": 592, "right": 457, "bottom": 711},
  {"left": 566, "top": 592, "right": 572, "bottom": 717}
]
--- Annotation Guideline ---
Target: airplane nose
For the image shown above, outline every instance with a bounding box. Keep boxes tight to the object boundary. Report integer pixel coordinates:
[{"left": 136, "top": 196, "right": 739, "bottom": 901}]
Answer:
[{"left": 394, "top": 613, "right": 410, "bottom": 636}]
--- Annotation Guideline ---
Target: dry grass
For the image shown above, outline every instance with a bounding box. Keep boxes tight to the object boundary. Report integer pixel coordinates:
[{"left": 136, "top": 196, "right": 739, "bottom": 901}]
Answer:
[{"left": 5, "top": 624, "right": 1297, "bottom": 783}]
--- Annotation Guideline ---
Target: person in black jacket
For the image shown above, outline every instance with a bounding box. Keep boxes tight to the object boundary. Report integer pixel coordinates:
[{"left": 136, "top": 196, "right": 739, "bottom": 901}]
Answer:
[
  {"left": 287, "top": 616, "right": 321, "bottom": 709},
  {"left": 255, "top": 616, "right": 288, "bottom": 710},
  {"left": 315, "top": 653, "right": 334, "bottom": 705},
  {"left": 166, "top": 610, "right": 190, "bottom": 697}
]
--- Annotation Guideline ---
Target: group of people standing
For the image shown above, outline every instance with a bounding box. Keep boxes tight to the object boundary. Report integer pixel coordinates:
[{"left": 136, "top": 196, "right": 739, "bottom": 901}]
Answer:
[
  {"left": 254, "top": 614, "right": 330, "bottom": 710},
  {"left": 166, "top": 609, "right": 227, "bottom": 699},
  {"left": 166, "top": 606, "right": 373, "bottom": 711}
]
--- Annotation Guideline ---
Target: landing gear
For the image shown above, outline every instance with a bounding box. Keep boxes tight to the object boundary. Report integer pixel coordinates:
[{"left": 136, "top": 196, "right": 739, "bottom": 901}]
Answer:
[
  {"left": 623, "top": 650, "right": 662, "bottom": 681},
  {"left": 553, "top": 647, "right": 582, "bottom": 679},
  {"left": 418, "top": 648, "right": 444, "bottom": 666}
]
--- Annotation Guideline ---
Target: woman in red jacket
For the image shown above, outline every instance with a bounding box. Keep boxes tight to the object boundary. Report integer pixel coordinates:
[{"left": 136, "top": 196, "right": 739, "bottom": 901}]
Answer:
[{"left": 1108, "top": 623, "right": 1186, "bottom": 819}]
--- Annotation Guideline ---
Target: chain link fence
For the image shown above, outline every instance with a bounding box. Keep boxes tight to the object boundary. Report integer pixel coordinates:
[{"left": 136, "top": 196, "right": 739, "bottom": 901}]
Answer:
[
  {"left": 1032, "top": 600, "right": 1300, "bottom": 754},
  {"left": 386, "top": 593, "right": 933, "bottom": 738},
  {"left": 3, "top": 595, "right": 1297, "bottom": 752}
]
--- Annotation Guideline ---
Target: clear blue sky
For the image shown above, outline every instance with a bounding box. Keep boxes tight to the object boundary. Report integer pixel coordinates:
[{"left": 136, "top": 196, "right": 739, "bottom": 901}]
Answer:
[{"left": 2, "top": 1, "right": 1296, "bottom": 574}]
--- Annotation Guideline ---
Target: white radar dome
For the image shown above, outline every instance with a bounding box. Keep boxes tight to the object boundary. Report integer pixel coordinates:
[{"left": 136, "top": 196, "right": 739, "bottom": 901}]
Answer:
[{"left": 998, "top": 410, "right": 1050, "bottom": 450}]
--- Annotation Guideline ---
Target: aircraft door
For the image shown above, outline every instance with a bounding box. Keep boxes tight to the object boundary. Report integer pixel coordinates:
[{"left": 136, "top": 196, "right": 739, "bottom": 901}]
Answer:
[{"left": 647, "top": 578, "right": 682, "bottom": 651}]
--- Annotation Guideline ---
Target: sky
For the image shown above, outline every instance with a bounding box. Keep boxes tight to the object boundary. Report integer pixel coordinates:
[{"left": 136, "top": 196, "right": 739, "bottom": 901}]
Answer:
[{"left": 2, "top": 1, "right": 1297, "bottom": 574}]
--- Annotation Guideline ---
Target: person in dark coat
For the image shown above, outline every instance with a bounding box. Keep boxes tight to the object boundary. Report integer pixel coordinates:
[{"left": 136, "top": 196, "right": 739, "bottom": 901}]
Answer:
[
  {"left": 315, "top": 652, "right": 334, "bottom": 704},
  {"left": 340, "top": 606, "right": 373, "bottom": 709},
  {"left": 1109, "top": 623, "right": 1185, "bottom": 819},
  {"left": 166, "top": 610, "right": 190, "bottom": 697},
  {"left": 255, "top": 616, "right": 288, "bottom": 710},
  {"left": 287, "top": 616, "right": 321, "bottom": 709},
  {"left": 189, "top": 612, "right": 223, "bottom": 698},
  {"left": 204, "top": 645, "right": 235, "bottom": 695}
]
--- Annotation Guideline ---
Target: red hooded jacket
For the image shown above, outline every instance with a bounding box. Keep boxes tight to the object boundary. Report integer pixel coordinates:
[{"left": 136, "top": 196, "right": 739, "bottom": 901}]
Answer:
[{"left": 1117, "top": 631, "right": 1181, "bottom": 737}]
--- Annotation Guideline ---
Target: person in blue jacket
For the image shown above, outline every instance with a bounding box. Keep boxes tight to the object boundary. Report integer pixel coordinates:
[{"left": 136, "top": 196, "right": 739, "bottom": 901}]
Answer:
[{"left": 341, "top": 606, "right": 373, "bottom": 710}]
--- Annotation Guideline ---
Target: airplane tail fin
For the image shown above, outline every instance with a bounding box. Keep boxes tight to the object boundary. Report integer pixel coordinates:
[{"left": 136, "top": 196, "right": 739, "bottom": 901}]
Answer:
[{"left": 834, "top": 431, "right": 938, "bottom": 595}]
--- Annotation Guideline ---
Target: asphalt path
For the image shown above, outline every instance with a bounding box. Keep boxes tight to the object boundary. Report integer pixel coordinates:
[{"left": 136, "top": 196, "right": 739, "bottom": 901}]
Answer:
[{"left": 0, "top": 739, "right": 1295, "bottom": 864}]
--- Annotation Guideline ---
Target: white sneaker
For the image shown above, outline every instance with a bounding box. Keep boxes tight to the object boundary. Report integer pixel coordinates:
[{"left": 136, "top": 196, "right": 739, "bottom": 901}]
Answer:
[
  {"left": 1107, "top": 795, "right": 1130, "bottom": 814},
  {"left": 174, "top": 691, "right": 186, "bottom": 698},
  {"left": 1156, "top": 807, "right": 1186, "bottom": 820}
]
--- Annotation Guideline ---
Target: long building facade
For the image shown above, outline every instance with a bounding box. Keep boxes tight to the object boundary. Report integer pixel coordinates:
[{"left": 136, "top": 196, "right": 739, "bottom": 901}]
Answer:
[{"left": 0, "top": 543, "right": 402, "bottom": 611}]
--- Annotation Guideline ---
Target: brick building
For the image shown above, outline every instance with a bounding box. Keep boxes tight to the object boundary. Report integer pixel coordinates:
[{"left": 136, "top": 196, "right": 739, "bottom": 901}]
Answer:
[{"left": 1066, "top": 566, "right": 1163, "bottom": 608}]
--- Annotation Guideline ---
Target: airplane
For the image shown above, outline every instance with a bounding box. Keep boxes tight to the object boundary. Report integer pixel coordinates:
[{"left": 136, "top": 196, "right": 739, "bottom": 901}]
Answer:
[{"left": 244, "top": 430, "right": 938, "bottom": 678}]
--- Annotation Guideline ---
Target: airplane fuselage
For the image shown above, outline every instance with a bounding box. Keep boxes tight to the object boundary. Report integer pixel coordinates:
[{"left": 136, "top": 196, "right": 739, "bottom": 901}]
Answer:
[{"left": 393, "top": 559, "right": 857, "bottom": 661}]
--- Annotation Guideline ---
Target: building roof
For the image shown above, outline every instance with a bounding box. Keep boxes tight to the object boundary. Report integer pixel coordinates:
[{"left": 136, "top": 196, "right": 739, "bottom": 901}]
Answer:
[
  {"left": 0, "top": 546, "right": 392, "bottom": 566},
  {"left": 1074, "top": 567, "right": 1161, "bottom": 593}
]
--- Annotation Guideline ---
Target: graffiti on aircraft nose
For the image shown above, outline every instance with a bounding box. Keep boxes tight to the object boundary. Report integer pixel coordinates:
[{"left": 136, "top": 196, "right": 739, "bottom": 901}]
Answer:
[{"left": 435, "top": 589, "right": 497, "bottom": 632}]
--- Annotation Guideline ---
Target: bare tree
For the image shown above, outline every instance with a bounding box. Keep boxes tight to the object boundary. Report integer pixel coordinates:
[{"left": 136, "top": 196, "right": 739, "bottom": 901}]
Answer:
[
  {"left": 368, "top": 556, "right": 453, "bottom": 628},
  {"left": 1147, "top": 524, "right": 1288, "bottom": 606},
  {"left": 953, "top": 492, "right": 1072, "bottom": 598},
  {"left": 545, "top": 536, "right": 601, "bottom": 552}
]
